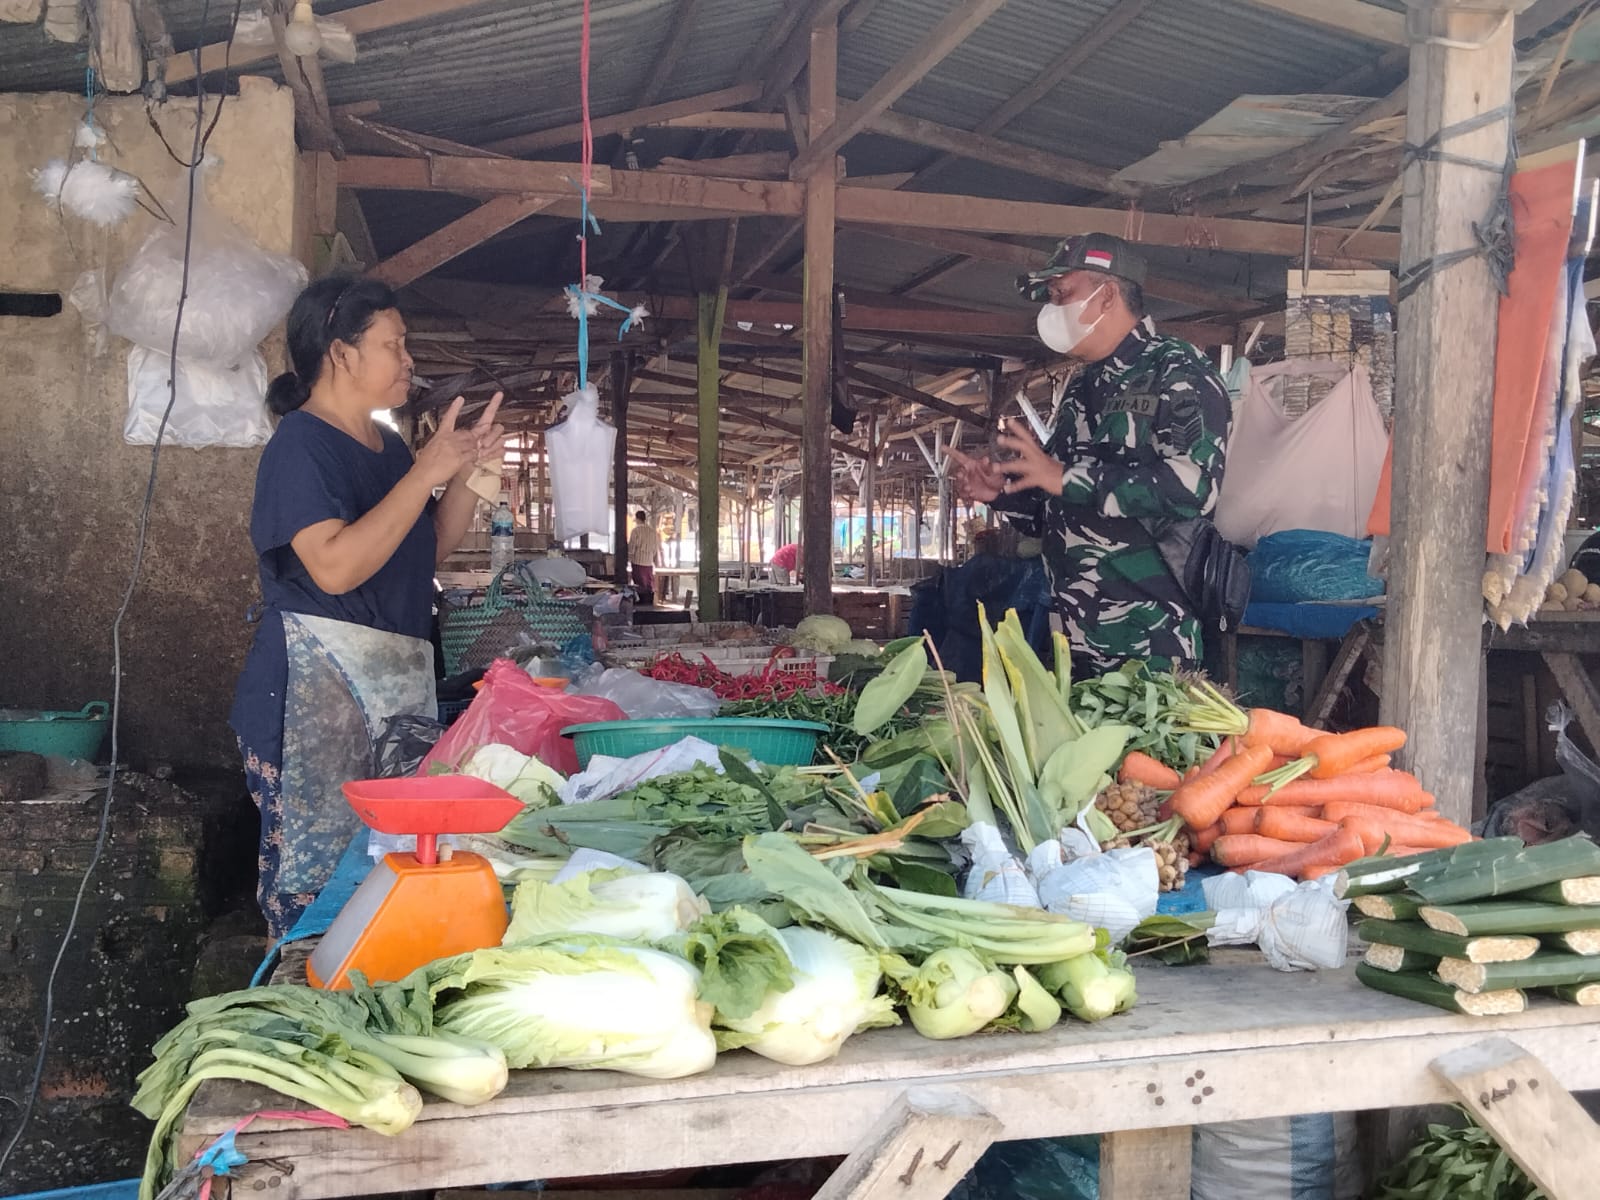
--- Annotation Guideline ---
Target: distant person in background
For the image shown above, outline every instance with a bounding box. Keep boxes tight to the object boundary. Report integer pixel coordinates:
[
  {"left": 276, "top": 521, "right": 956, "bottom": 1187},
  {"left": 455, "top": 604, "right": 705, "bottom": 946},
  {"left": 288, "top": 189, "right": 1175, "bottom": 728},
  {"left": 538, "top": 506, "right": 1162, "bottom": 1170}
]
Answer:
[
  {"left": 771, "top": 540, "right": 800, "bottom": 586},
  {"left": 628, "top": 509, "right": 661, "bottom": 605}
]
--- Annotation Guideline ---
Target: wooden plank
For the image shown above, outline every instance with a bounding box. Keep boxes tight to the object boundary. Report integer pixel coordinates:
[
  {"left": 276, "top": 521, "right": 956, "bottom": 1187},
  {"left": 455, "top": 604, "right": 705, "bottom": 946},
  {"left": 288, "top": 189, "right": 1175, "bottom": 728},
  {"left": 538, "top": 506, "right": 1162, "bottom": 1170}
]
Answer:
[
  {"left": 1306, "top": 623, "right": 1373, "bottom": 728},
  {"left": 908, "top": 0, "right": 1158, "bottom": 187},
  {"left": 634, "top": 0, "right": 700, "bottom": 108},
  {"left": 865, "top": 109, "right": 1126, "bottom": 194},
  {"left": 842, "top": 364, "right": 986, "bottom": 428},
  {"left": 484, "top": 83, "right": 763, "bottom": 155},
  {"left": 1543, "top": 653, "right": 1600, "bottom": 756},
  {"left": 166, "top": 0, "right": 495, "bottom": 83},
  {"left": 1099, "top": 1127, "right": 1193, "bottom": 1200},
  {"left": 1432, "top": 1036, "right": 1600, "bottom": 1200},
  {"left": 758, "top": 0, "right": 854, "bottom": 108},
  {"left": 94, "top": 0, "right": 142, "bottom": 91},
  {"left": 789, "top": 0, "right": 1010, "bottom": 180},
  {"left": 839, "top": 188, "right": 1403, "bottom": 263},
  {"left": 1237, "top": 0, "right": 1407, "bottom": 44},
  {"left": 698, "top": 291, "right": 727, "bottom": 621},
  {"left": 1378, "top": 0, "right": 1516, "bottom": 827},
  {"left": 803, "top": 20, "right": 838, "bottom": 618},
  {"left": 809, "top": 1090, "right": 999, "bottom": 1200},
  {"left": 368, "top": 195, "right": 556, "bottom": 287},
  {"left": 611, "top": 353, "right": 633, "bottom": 589}
]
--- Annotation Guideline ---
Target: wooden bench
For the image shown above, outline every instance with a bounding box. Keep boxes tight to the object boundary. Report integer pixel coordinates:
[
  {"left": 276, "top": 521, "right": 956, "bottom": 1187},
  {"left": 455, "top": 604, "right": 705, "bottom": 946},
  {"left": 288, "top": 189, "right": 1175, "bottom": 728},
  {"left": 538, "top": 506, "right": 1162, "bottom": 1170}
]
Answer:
[{"left": 177, "top": 960, "right": 1600, "bottom": 1200}]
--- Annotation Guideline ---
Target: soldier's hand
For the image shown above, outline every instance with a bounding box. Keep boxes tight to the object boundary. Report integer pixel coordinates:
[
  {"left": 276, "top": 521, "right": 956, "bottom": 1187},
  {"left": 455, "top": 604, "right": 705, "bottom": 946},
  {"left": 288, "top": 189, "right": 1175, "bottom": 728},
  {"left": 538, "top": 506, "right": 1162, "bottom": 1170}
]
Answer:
[
  {"left": 996, "top": 421, "right": 1065, "bottom": 497},
  {"left": 946, "top": 447, "right": 1005, "bottom": 503}
]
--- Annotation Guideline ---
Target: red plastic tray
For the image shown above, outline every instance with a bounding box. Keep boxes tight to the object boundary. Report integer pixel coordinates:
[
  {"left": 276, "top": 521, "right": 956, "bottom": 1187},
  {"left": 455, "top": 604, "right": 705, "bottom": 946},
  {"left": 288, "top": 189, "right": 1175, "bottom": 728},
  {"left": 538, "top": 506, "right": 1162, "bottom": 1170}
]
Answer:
[{"left": 340, "top": 776, "right": 525, "bottom": 835}]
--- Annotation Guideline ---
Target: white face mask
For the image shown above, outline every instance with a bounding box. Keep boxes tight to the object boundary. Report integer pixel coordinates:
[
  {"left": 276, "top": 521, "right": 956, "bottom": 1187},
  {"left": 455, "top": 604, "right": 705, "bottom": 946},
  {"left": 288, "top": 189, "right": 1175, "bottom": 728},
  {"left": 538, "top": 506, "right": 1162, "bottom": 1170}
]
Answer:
[{"left": 1036, "top": 285, "right": 1106, "bottom": 355}]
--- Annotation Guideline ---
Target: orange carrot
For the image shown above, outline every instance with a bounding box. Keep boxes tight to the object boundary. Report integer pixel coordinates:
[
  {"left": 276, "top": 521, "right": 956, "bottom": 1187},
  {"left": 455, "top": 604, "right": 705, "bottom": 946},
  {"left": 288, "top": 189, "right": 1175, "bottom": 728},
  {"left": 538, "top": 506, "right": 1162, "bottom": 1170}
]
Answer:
[
  {"left": 1169, "top": 744, "right": 1276, "bottom": 832},
  {"left": 1348, "top": 754, "right": 1391, "bottom": 774},
  {"left": 1301, "top": 863, "right": 1342, "bottom": 881},
  {"left": 1190, "top": 821, "right": 1224, "bottom": 854},
  {"left": 1118, "top": 751, "right": 1181, "bottom": 791},
  {"left": 1329, "top": 814, "right": 1472, "bottom": 851},
  {"left": 1255, "top": 807, "right": 1338, "bottom": 844},
  {"left": 1301, "top": 727, "right": 1408, "bottom": 779},
  {"left": 1212, "top": 833, "right": 1303, "bottom": 867},
  {"left": 1234, "top": 770, "right": 1427, "bottom": 810},
  {"left": 1320, "top": 800, "right": 1471, "bottom": 839},
  {"left": 1187, "top": 851, "right": 1205, "bottom": 868},
  {"left": 1219, "top": 806, "right": 1260, "bottom": 836},
  {"left": 1245, "top": 826, "right": 1368, "bottom": 878},
  {"left": 1243, "top": 709, "right": 1322, "bottom": 757}
]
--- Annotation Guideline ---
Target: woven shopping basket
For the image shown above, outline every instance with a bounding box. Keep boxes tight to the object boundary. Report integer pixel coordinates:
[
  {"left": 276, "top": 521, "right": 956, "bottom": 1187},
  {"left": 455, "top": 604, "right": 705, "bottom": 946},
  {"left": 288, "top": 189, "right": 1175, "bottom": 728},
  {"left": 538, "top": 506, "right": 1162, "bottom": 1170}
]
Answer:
[{"left": 439, "top": 564, "right": 589, "bottom": 674}]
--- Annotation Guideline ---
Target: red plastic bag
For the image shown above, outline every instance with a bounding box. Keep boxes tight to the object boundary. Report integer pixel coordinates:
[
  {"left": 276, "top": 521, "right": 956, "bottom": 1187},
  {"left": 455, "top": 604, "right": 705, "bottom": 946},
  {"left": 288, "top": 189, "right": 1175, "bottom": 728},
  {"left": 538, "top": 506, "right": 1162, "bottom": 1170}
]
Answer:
[{"left": 420, "top": 659, "right": 625, "bottom": 777}]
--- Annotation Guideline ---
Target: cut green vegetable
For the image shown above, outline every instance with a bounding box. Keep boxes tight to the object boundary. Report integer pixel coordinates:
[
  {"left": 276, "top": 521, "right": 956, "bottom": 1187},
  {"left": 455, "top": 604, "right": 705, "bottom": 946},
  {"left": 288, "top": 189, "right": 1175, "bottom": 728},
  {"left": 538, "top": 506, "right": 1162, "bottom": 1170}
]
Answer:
[
  {"left": 1355, "top": 918, "right": 1538, "bottom": 965},
  {"left": 1355, "top": 962, "right": 1526, "bottom": 1015}
]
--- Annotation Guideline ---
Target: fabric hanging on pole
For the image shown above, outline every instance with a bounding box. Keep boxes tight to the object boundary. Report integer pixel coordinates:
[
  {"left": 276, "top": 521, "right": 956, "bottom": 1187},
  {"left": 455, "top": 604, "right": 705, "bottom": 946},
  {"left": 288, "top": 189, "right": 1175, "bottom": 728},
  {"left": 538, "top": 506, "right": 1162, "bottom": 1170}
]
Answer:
[{"left": 1367, "top": 147, "right": 1581, "bottom": 550}]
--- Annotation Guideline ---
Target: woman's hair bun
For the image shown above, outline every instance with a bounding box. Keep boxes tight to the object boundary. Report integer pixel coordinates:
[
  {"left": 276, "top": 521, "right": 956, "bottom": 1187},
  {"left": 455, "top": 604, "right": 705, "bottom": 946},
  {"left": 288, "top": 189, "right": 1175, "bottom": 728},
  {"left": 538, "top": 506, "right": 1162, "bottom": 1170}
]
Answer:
[{"left": 265, "top": 370, "right": 312, "bottom": 416}]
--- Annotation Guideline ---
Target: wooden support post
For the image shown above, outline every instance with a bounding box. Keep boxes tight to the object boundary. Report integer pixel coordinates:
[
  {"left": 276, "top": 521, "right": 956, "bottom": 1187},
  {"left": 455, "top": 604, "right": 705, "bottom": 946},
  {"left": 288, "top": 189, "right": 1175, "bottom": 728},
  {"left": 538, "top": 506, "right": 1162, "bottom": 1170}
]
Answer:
[
  {"left": 1432, "top": 1036, "right": 1600, "bottom": 1200},
  {"left": 536, "top": 429, "right": 549, "bottom": 539},
  {"left": 697, "top": 290, "right": 728, "bottom": 621},
  {"left": 802, "top": 18, "right": 839, "bottom": 616},
  {"left": 863, "top": 417, "right": 878, "bottom": 587},
  {"left": 1099, "top": 1127, "right": 1193, "bottom": 1200},
  {"left": 611, "top": 352, "right": 633, "bottom": 589},
  {"left": 1380, "top": 0, "right": 1514, "bottom": 826},
  {"left": 811, "top": 1089, "right": 1000, "bottom": 1200}
]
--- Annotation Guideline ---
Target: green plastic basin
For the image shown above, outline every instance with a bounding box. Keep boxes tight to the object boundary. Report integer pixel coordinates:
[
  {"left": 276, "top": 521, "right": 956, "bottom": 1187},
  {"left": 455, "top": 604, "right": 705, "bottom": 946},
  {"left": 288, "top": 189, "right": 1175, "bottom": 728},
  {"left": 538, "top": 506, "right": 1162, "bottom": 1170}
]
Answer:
[
  {"left": 561, "top": 718, "right": 829, "bottom": 769},
  {"left": 0, "top": 702, "right": 110, "bottom": 760}
]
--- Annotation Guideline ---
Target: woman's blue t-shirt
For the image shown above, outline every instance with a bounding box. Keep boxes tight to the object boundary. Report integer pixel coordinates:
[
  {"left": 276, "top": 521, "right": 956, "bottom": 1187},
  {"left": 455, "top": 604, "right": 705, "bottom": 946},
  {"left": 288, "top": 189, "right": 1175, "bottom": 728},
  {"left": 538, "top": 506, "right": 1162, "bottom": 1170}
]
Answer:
[{"left": 230, "top": 410, "right": 437, "bottom": 762}]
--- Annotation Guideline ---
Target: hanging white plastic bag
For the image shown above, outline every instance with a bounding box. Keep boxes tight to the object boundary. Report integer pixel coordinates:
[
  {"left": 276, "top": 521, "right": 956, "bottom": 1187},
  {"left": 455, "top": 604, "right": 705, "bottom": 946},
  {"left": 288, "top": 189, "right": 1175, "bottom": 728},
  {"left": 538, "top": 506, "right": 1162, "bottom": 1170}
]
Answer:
[
  {"left": 960, "top": 823, "right": 1040, "bottom": 907},
  {"left": 1203, "top": 872, "right": 1349, "bottom": 971},
  {"left": 546, "top": 382, "right": 616, "bottom": 542},
  {"left": 1215, "top": 361, "right": 1389, "bottom": 547},
  {"left": 124, "top": 346, "right": 271, "bottom": 447},
  {"left": 106, "top": 165, "right": 306, "bottom": 366}
]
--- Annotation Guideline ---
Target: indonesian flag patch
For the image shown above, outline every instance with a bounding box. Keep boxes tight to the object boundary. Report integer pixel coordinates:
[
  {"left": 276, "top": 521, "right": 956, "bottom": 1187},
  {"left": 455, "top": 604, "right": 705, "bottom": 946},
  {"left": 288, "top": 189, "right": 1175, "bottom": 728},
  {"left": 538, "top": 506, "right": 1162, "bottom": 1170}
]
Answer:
[{"left": 1083, "top": 249, "right": 1113, "bottom": 270}]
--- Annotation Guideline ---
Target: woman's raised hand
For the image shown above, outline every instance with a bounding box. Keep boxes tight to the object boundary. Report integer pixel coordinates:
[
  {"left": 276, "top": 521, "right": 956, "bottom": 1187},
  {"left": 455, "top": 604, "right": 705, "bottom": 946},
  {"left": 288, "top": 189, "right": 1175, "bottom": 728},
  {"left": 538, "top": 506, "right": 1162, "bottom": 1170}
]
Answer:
[{"left": 414, "top": 397, "right": 482, "bottom": 486}]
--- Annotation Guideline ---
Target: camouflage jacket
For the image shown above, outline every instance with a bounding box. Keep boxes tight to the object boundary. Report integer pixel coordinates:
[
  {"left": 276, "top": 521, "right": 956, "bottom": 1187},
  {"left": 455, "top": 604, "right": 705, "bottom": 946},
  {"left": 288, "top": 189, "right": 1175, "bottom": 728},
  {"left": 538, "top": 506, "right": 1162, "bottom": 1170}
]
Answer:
[{"left": 995, "top": 318, "right": 1232, "bottom": 672}]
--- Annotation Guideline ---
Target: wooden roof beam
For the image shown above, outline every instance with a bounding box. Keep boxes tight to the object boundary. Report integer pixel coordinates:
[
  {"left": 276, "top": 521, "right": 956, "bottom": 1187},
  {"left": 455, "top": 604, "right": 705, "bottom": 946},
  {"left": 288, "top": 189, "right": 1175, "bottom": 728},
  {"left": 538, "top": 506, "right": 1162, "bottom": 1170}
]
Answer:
[
  {"left": 483, "top": 83, "right": 763, "bottom": 156},
  {"left": 789, "top": 0, "right": 1010, "bottom": 180},
  {"left": 369, "top": 196, "right": 556, "bottom": 288},
  {"left": 338, "top": 156, "right": 1401, "bottom": 260},
  {"left": 634, "top": 0, "right": 701, "bottom": 109},
  {"left": 757, "top": 0, "right": 856, "bottom": 107},
  {"left": 1236, "top": 0, "right": 1407, "bottom": 45},
  {"left": 167, "top": 0, "right": 497, "bottom": 83}
]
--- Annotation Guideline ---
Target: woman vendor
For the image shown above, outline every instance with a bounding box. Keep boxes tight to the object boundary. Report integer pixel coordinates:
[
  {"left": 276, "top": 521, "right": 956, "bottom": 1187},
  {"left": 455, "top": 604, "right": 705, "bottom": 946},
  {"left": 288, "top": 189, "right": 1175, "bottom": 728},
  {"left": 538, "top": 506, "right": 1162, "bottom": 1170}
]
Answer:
[{"left": 230, "top": 274, "right": 504, "bottom": 940}]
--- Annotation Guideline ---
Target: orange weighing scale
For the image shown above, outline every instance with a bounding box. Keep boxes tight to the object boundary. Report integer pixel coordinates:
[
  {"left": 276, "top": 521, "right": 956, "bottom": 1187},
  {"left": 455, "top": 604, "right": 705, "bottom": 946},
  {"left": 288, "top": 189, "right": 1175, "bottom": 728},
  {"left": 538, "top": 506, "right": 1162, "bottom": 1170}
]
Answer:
[{"left": 307, "top": 775, "right": 524, "bottom": 990}]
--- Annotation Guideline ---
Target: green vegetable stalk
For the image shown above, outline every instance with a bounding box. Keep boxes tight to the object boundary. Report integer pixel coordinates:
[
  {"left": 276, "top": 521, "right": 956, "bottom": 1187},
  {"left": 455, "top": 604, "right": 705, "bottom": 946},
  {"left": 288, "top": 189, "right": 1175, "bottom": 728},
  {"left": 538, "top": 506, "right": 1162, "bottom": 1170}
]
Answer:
[{"left": 897, "top": 947, "right": 1018, "bottom": 1039}]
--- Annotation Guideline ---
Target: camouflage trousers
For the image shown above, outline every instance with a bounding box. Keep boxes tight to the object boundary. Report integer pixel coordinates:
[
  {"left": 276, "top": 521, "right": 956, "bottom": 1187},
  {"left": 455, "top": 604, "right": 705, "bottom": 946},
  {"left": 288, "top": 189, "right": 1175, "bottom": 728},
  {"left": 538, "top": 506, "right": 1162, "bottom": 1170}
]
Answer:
[{"left": 1046, "top": 569, "right": 1204, "bottom": 675}]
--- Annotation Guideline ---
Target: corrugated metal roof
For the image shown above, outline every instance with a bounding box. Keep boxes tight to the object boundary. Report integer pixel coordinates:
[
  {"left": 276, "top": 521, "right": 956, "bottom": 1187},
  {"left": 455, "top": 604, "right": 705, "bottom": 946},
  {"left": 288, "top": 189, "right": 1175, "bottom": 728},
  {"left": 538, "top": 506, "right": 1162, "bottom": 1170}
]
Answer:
[{"left": 0, "top": 0, "right": 1414, "bottom": 317}]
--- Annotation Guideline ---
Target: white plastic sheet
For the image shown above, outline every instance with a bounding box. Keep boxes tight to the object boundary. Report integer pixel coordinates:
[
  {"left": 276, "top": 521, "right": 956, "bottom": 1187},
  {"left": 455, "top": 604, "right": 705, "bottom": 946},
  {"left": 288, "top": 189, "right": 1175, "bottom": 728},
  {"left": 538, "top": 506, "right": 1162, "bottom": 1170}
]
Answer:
[
  {"left": 1215, "top": 361, "right": 1388, "bottom": 547},
  {"left": 547, "top": 383, "right": 617, "bottom": 541}
]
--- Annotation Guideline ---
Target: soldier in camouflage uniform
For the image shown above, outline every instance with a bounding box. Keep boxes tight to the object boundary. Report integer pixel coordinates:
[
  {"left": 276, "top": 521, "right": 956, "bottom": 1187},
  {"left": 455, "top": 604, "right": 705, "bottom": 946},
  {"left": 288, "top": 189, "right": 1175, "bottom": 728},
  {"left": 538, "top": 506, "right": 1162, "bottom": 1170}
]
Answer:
[{"left": 948, "top": 234, "right": 1231, "bottom": 675}]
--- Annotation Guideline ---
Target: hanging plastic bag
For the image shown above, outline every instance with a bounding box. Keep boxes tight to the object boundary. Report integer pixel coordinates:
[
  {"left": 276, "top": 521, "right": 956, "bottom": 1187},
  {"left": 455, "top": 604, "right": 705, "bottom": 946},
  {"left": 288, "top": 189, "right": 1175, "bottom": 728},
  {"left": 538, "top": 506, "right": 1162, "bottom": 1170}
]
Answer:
[
  {"left": 371, "top": 713, "right": 446, "bottom": 778},
  {"left": 546, "top": 383, "right": 616, "bottom": 542},
  {"left": 106, "top": 165, "right": 307, "bottom": 366},
  {"left": 565, "top": 665, "right": 721, "bottom": 719},
  {"left": 419, "top": 658, "right": 624, "bottom": 777},
  {"left": 1215, "top": 361, "right": 1388, "bottom": 547},
  {"left": 123, "top": 346, "right": 272, "bottom": 447}
]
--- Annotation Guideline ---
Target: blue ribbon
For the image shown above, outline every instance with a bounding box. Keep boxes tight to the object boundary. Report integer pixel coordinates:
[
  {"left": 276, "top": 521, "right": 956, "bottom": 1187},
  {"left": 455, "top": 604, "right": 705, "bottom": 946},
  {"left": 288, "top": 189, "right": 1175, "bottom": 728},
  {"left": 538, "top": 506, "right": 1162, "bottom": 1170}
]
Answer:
[{"left": 197, "top": 1131, "right": 248, "bottom": 1176}]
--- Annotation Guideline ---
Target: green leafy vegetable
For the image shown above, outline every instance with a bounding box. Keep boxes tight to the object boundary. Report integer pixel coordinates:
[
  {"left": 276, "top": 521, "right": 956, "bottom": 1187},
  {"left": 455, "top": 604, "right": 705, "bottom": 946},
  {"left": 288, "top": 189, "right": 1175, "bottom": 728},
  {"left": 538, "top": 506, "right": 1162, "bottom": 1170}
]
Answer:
[
  {"left": 427, "top": 936, "right": 717, "bottom": 1080},
  {"left": 714, "top": 925, "right": 898, "bottom": 1064},
  {"left": 662, "top": 907, "right": 796, "bottom": 1021},
  {"left": 897, "top": 947, "right": 1016, "bottom": 1040},
  {"left": 852, "top": 640, "right": 932, "bottom": 735},
  {"left": 503, "top": 868, "right": 707, "bottom": 944}
]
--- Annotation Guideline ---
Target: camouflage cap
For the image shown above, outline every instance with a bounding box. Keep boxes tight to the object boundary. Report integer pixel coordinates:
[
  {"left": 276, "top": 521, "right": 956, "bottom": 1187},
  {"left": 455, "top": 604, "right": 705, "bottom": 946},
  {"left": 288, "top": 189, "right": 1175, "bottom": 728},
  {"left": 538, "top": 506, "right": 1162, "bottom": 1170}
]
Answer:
[{"left": 1017, "top": 232, "right": 1148, "bottom": 302}]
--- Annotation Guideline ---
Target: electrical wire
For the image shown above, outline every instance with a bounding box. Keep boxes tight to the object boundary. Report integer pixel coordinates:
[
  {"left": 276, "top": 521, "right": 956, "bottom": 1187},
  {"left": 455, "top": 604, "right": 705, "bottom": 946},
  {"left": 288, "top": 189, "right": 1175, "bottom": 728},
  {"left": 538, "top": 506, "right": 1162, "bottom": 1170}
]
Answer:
[{"left": 0, "top": 0, "right": 240, "bottom": 1180}]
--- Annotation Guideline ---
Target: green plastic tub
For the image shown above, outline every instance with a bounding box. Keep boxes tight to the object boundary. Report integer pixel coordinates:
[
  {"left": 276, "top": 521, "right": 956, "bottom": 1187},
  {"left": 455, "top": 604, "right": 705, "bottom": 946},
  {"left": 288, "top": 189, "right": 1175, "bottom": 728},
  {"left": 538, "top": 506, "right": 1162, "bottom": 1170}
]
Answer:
[
  {"left": 561, "top": 718, "right": 829, "bottom": 769},
  {"left": 0, "top": 702, "right": 110, "bottom": 760}
]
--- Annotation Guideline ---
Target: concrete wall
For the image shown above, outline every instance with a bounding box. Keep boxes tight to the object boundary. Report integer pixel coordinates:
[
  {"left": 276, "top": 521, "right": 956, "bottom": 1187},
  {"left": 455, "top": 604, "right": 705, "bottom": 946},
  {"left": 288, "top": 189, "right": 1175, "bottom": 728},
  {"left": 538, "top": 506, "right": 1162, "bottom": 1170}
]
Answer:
[{"left": 0, "top": 78, "right": 298, "bottom": 769}]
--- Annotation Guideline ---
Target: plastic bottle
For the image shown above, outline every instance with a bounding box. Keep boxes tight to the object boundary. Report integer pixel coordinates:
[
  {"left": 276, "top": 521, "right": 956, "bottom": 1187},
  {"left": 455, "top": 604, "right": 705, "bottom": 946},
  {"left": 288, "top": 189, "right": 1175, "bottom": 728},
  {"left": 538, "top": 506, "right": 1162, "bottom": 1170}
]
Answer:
[{"left": 489, "top": 493, "right": 516, "bottom": 574}]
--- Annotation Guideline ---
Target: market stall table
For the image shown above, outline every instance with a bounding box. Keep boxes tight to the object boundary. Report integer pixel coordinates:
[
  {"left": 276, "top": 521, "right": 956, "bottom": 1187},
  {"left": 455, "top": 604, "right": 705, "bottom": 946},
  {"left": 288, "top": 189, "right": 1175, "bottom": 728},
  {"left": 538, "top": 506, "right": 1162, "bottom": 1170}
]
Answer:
[{"left": 175, "top": 958, "right": 1600, "bottom": 1200}]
